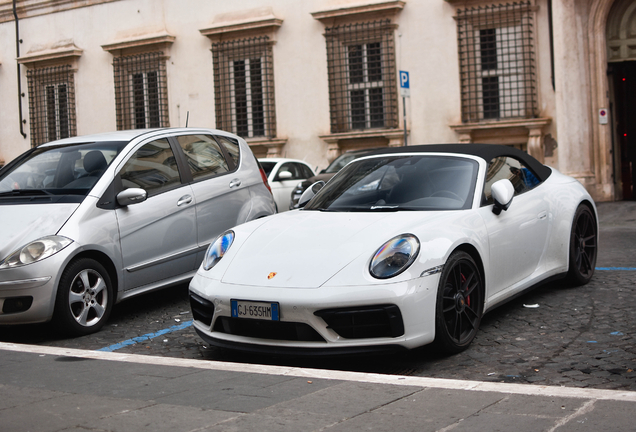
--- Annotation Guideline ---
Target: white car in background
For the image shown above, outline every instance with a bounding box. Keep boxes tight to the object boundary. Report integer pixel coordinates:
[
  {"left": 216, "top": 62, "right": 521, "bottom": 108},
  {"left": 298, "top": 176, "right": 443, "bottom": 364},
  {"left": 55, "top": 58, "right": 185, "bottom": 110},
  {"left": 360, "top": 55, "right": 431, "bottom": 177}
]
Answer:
[{"left": 258, "top": 158, "right": 315, "bottom": 212}]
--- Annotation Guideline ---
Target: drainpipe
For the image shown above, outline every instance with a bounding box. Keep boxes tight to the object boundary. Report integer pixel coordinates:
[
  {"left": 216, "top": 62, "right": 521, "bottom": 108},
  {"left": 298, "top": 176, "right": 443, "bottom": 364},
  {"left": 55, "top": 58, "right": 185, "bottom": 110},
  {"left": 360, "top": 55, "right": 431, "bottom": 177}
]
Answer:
[{"left": 13, "top": 0, "right": 27, "bottom": 139}]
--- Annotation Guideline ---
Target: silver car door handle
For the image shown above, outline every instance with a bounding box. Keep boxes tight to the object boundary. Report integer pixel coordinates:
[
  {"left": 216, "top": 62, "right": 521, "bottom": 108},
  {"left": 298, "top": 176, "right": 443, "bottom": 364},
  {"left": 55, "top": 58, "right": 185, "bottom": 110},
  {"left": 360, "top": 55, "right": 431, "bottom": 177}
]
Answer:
[
  {"left": 229, "top": 178, "right": 242, "bottom": 189},
  {"left": 177, "top": 195, "right": 193, "bottom": 206},
  {"left": 538, "top": 211, "right": 547, "bottom": 220}
]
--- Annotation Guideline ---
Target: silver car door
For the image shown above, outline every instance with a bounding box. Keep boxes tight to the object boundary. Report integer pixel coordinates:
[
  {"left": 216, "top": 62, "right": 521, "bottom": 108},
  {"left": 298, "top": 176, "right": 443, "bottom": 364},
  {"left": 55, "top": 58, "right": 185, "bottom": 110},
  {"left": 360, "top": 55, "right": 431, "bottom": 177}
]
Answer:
[
  {"left": 173, "top": 134, "right": 250, "bottom": 260},
  {"left": 115, "top": 138, "right": 198, "bottom": 290}
]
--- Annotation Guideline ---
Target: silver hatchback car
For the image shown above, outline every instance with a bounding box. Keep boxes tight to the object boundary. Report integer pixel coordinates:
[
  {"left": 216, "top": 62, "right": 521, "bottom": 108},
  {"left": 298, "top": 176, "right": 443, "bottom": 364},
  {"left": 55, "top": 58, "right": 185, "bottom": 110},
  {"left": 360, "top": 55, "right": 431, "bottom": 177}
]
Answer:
[{"left": 0, "top": 128, "right": 276, "bottom": 335}]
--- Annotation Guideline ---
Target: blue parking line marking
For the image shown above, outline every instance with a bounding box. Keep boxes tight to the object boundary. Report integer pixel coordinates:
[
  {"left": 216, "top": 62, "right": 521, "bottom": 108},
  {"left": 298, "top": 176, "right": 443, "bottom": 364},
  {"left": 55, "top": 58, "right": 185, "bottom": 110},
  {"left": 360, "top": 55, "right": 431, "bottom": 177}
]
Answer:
[
  {"left": 98, "top": 320, "right": 193, "bottom": 352},
  {"left": 595, "top": 267, "right": 636, "bottom": 271}
]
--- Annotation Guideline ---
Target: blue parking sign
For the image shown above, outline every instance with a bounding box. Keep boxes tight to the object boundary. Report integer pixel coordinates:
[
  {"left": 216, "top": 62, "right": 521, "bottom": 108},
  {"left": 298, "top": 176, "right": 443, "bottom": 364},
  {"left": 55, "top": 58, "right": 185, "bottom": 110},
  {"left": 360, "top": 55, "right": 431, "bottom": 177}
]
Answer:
[{"left": 399, "top": 70, "right": 410, "bottom": 97}]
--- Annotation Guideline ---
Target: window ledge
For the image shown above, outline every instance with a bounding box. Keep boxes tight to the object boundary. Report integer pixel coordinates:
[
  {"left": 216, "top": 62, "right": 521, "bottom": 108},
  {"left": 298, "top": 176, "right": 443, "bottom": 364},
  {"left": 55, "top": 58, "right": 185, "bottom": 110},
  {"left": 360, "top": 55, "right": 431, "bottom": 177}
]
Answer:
[
  {"left": 245, "top": 137, "right": 288, "bottom": 158},
  {"left": 311, "top": 1, "right": 405, "bottom": 24},
  {"left": 18, "top": 43, "right": 82, "bottom": 67},
  {"left": 450, "top": 118, "right": 552, "bottom": 161},
  {"left": 320, "top": 128, "right": 405, "bottom": 143},
  {"left": 101, "top": 31, "right": 175, "bottom": 53},
  {"left": 319, "top": 129, "right": 407, "bottom": 161},
  {"left": 200, "top": 7, "right": 282, "bottom": 41}
]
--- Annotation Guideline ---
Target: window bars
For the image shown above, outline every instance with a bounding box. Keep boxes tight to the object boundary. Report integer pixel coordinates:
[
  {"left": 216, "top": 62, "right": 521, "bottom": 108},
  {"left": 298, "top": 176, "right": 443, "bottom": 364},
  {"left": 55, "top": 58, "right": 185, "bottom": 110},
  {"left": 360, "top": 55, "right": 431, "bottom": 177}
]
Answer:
[
  {"left": 113, "top": 52, "right": 169, "bottom": 130},
  {"left": 27, "top": 65, "right": 77, "bottom": 146},
  {"left": 456, "top": 2, "right": 537, "bottom": 123},
  {"left": 325, "top": 20, "right": 398, "bottom": 134},
  {"left": 212, "top": 37, "right": 276, "bottom": 139}
]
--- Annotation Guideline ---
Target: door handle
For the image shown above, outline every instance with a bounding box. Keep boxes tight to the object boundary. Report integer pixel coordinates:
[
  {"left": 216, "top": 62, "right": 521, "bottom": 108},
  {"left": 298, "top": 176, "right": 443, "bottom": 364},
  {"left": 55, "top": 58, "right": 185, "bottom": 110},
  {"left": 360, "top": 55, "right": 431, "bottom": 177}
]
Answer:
[
  {"left": 177, "top": 195, "right": 193, "bottom": 206},
  {"left": 538, "top": 211, "right": 547, "bottom": 220},
  {"left": 229, "top": 178, "right": 242, "bottom": 189}
]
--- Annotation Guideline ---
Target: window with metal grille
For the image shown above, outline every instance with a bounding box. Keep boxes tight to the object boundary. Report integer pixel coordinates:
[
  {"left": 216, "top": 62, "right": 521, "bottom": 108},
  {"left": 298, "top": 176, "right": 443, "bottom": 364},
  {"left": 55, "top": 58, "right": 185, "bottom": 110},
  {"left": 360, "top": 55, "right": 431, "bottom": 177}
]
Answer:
[
  {"left": 27, "top": 65, "right": 77, "bottom": 147},
  {"left": 324, "top": 20, "right": 398, "bottom": 134},
  {"left": 212, "top": 37, "right": 276, "bottom": 139},
  {"left": 113, "top": 52, "right": 169, "bottom": 130},
  {"left": 456, "top": 2, "right": 537, "bottom": 123}
]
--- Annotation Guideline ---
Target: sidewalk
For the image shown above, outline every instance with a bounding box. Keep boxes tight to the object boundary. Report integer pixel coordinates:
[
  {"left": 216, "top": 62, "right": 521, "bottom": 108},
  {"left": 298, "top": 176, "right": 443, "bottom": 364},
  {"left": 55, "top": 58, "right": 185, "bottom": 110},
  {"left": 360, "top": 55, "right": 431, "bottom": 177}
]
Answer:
[{"left": 1, "top": 342, "right": 634, "bottom": 432}]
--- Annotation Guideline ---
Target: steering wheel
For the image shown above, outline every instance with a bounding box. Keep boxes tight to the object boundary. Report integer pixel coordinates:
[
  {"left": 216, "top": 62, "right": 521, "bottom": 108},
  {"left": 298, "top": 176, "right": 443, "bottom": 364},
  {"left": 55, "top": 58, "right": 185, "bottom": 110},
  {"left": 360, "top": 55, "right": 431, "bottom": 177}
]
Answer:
[{"left": 431, "top": 190, "right": 463, "bottom": 201}]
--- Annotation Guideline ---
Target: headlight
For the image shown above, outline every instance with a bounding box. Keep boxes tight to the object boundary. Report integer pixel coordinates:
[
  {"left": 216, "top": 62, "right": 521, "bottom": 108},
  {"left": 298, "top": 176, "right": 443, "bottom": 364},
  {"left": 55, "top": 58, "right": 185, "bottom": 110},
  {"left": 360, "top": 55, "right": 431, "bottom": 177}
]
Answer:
[
  {"left": 203, "top": 230, "right": 235, "bottom": 271},
  {"left": 369, "top": 234, "right": 420, "bottom": 279},
  {"left": 0, "top": 236, "right": 73, "bottom": 269}
]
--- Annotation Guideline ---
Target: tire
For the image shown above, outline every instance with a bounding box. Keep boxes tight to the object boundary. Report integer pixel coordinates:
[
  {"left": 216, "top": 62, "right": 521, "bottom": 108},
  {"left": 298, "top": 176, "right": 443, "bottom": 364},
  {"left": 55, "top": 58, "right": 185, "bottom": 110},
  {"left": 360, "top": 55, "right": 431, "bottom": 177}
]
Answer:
[
  {"left": 566, "top": 205, "right": 598, "bottom": 286},
  {"left": 55, "top": 258, "right": 113, "bottom": 336},
  {"left": 433, "top": 251, "right": 484, "bottom": 355}
]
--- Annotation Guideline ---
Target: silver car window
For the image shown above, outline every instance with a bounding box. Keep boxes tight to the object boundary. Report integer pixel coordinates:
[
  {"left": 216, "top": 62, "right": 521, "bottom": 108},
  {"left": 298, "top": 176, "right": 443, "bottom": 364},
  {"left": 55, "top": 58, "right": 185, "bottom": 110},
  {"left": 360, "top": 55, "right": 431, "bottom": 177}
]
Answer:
[
  {"left": 214, "top": 135, "right": 240, "bottom": 168},
  {"left": 119, "top": 139, "right": 181, "bottom": 196},
  {"left": 176, "top": 134, "right": 229, "bottom": 180},
  {"left": 0, "top": 142, "right": 123, "bottom": 195}
]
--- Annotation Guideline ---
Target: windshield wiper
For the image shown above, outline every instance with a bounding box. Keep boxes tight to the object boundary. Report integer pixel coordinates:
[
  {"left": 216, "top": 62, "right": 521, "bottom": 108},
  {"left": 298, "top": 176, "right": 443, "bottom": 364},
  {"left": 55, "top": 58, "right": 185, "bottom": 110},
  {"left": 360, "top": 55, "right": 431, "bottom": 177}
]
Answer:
[{"left": 0, "top": 189, "right": 52, "bottom": 197}]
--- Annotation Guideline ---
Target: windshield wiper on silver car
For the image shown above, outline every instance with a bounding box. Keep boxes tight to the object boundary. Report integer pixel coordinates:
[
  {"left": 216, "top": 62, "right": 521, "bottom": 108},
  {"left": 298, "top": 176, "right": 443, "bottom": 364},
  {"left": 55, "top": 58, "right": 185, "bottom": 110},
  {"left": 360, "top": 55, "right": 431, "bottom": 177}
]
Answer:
[{"left": 0, "top": 189, "right": 52, "bottom": 197}]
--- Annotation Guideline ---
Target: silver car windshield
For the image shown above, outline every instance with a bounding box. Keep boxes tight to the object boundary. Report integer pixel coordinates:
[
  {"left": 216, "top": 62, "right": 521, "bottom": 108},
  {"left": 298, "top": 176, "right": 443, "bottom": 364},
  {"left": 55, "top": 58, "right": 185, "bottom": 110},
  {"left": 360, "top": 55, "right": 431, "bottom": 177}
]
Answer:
[
  {"left": 0, "top": 141, "right": 127, "bottom": 198},
  {"left": 304, "top": 155, "right": 479, "bottom": 212}
]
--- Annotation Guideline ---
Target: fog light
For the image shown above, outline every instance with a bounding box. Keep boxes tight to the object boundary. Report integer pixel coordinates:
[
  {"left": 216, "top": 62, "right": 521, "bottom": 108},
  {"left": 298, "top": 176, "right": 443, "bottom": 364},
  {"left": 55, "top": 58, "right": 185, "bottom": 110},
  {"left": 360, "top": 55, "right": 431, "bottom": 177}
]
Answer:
[{"left": 2, "top": 296, "right": 33, "bottom": 314}]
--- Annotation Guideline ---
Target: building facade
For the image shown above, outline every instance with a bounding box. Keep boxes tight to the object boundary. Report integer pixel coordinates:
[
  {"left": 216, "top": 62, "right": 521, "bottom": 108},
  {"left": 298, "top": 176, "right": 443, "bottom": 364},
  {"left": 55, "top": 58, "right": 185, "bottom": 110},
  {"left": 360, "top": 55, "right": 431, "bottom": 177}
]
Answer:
[{"left": 0, "top": 0, "right": 634, "bottom": 201}]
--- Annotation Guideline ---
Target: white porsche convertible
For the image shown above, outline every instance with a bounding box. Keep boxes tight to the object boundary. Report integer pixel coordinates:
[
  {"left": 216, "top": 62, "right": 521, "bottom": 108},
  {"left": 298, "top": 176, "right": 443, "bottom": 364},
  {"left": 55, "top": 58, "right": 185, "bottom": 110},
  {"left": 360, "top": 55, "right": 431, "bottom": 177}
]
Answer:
[{"left": 189, "top": 144, "right": 598, "bottom": 355}]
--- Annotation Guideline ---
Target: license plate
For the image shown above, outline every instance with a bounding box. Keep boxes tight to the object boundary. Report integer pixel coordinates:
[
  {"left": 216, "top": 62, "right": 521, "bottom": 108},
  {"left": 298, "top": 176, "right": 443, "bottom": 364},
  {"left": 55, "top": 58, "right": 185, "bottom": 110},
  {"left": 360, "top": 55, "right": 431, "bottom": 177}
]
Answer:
[{"left": 231, "top": 300, "right": 279, "bottom": 321}]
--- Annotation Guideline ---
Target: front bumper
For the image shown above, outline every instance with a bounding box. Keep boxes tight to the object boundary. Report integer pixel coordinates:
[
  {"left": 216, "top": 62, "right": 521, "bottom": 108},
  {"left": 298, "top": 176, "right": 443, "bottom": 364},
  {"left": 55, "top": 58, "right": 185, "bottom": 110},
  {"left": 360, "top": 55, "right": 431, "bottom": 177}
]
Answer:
[
  {"left": 189, "top": 270, "right": 439, "bottom": 353},
  {"left": 0, "top": 246, "right": 74, "bottom": 325}
]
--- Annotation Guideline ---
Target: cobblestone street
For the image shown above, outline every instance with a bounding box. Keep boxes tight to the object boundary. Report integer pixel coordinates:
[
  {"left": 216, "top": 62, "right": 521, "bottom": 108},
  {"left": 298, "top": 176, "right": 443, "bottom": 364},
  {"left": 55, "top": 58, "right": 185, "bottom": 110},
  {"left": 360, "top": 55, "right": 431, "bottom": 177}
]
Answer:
[{"left": 1, "top": 202, "right": 634, "bottom": 391}]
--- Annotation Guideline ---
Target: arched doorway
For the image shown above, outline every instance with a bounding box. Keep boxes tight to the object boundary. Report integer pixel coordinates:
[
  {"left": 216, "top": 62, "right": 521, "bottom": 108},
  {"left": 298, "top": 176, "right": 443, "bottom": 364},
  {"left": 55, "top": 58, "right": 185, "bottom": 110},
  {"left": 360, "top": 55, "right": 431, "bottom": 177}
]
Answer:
[{"left": 607, "top": 0, "right": 636, "bottom": 199}]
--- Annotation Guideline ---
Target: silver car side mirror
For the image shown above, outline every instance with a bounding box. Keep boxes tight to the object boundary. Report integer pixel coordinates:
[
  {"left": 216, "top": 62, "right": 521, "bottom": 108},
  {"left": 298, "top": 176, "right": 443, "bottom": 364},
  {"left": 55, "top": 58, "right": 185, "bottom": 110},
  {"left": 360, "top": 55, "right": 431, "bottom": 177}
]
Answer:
[
  {"left": 117, "top": 188, "right": 147, "bottom": 207},
  {"left": 298, "top": 181, "right": 325, "bottom": 208},
  {"left": 491, "top": 179, "right": 514, "bottom": 215}
]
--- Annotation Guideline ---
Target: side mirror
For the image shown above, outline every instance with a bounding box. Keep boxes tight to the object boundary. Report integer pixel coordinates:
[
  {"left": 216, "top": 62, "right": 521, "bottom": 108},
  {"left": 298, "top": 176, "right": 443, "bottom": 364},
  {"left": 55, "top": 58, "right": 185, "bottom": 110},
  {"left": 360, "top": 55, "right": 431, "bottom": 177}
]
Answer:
[
  {"left": 117, "top": 188, "right": 147, "bottom": 206},
  {"left": 277, "top": 171, "right": 293, "bottom": 180},
  {"left": 298, "top": 181, "right": 325, "bottom": 208},
  {"left": 491, "top": 179, "right": 514, "bottom": 215}
]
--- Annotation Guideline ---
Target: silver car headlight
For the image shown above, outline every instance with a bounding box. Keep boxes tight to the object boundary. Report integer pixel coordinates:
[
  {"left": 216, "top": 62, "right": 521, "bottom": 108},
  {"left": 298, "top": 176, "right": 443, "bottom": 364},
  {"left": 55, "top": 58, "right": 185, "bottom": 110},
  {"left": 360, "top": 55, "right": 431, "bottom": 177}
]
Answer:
[
  {"left": 369, "top": 234, "right": 420, "bottom": 279},
  {"left": 0, "top": 235, "right": 73, "bottom": 269},
  {"left": 203, "top": 230, "right": 235, "bottom": 271}
]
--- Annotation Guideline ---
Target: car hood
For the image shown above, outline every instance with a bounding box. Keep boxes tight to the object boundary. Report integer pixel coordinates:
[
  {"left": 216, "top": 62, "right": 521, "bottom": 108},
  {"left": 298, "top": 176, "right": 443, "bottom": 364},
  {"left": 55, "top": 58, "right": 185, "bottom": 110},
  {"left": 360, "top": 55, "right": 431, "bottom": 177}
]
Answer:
[
  {"left": 221, "top": 210, "right": 453, "bottom": 289},
  {"left": 0, "top": 203, "right": 79, "bottom": 260}
]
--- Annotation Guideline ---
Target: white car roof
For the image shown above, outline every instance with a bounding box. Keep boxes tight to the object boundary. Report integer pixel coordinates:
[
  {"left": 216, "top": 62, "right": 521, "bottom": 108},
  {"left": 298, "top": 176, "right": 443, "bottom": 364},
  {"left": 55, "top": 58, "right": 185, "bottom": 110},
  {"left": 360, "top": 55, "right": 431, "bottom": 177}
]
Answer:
[{"left": 258, "top": 158, "right": 311, "bottom": 165}]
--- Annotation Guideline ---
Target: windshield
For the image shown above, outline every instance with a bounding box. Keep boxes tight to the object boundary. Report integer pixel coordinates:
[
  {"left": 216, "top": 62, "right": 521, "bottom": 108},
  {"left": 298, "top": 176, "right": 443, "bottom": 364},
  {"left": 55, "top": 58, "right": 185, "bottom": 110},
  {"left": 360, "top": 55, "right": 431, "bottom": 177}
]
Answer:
[
  {"left": 305, "top": 155, "right": 479, "bottom": 212},
  {"left": 259, "top": 161, "right": 277, "bottom": 177},
  {"left": 324, "top": 153, "right": 364, "bottom": 174},
  {"left": 0, "top": 141, "right": 127, "bottom": 199}
]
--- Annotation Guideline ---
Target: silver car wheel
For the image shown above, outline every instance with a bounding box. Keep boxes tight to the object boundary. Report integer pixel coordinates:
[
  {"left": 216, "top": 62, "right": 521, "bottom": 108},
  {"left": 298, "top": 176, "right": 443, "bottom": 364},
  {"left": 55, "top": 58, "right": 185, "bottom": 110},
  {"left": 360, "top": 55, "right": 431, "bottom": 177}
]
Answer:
[
  {"left": 68, "top": 268, "right": 108, "bottom": 327},
  {"left": 55, "top": 258, "right": 113, "bottom": 335}
]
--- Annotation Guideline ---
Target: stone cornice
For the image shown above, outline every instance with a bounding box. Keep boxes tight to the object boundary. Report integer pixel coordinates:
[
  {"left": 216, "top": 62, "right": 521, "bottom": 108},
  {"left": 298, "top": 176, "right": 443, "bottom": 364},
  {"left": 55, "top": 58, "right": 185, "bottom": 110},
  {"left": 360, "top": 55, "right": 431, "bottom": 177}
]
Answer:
[
  {"left": 200, "top": 7, "right": 282, "bottom": 41},
  {"left": 17, "top": 44, "right": 82, "bottom": 65},
  {"left": 101, "top": 33, "right": 175, "bottom": 53},
  {"left": 319, "top": 128, "right": 405, "bottom": 143},
  {"left": 311, "top": 0, "right": 405, "bottom": 23},
  {"left": 0, "top": 0, "right": 120, "bottom": 24},
  {"left": 449, "top": 118, "right": 551, "bottom": 134},
  {"left": 200, "top": 18, "right": 283, "bottom": 39}
]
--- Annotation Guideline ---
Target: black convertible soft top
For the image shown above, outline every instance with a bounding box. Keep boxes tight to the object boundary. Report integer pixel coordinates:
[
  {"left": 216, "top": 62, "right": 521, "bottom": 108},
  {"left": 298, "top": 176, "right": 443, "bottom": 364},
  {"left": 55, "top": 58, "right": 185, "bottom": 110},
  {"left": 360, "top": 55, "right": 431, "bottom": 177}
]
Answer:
[{"left": 363, "top": 144, "right": 552, "bottom": 182}]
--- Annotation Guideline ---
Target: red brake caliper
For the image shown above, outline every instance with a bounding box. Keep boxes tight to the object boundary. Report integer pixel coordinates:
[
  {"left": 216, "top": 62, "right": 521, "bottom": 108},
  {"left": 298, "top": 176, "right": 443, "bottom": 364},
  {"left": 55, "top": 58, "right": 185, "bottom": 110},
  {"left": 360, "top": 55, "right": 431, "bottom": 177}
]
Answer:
[{"left": 461, "top": 273, "right": 470, "bottom": 307}]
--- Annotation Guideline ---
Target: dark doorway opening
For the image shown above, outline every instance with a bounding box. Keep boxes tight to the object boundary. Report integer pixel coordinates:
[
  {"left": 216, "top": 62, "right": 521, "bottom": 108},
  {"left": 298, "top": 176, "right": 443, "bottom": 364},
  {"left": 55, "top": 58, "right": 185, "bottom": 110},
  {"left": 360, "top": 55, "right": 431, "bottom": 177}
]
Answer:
[{"left": 611, "top": 61, "right": 636, "bottom": 200}]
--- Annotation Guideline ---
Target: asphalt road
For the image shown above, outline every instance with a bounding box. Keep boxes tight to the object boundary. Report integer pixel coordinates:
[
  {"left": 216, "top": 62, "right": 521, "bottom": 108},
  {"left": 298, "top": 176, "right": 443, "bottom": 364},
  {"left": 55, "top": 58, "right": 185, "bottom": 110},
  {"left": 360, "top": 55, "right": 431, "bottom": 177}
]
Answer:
[{"left": 1, "top": 201, "right": 634, "bottom": 391}]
